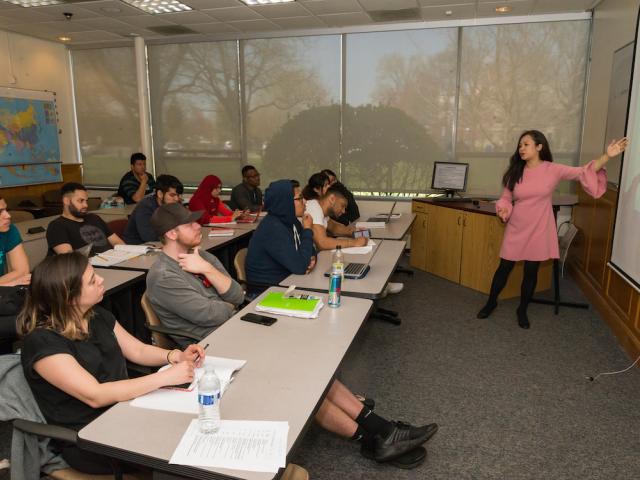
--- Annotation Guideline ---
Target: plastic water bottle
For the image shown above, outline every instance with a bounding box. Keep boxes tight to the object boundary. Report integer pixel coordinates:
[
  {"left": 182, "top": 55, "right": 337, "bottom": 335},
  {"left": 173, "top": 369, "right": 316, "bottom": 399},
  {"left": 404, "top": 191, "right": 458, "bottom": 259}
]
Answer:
[
  {"left": 198, "top": 364, "right": 221, "bottom": 434},
  {"left": 328, "top": 246, "right": 344, "bottom": 308}
]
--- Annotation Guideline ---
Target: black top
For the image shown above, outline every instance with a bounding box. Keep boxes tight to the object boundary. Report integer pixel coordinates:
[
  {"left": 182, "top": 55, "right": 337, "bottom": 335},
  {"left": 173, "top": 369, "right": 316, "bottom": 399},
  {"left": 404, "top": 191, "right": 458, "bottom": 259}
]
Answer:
[
  {"left": 21, "top": 306, "right": 128, "bottom": 431},
  {"left": 123, "top": 194, "right": 159, "bottom": 245},
  {"left": 228, "top": 183, "right": 263, "bottom": 211},
  {"left": 117, "top": 171, "right": 156, "bottom": 205},
  {"left": 335, "top": 187, "right": 360, "bottom": 226},
  {"left": 46, "top": 214, "right": 113, "bottom": 256}
]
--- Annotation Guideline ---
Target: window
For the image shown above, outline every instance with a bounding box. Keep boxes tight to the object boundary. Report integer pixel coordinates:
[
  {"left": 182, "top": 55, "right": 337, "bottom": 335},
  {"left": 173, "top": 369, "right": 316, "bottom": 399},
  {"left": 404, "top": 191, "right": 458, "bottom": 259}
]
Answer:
[
  {"left": 243, "top": 36, "right": 341, "bottom": 187},
  {"left": 147, "top": 41, "right": 241, "bottom": 187},
  {"left": 344, "top": 29, "right": 458, "bottom": 194},
  {"left": 457, "top": 21, "right": 590, "bottom": 193},
  {"left": 72, "top": 47, "right": 140, "bottom": 186}
]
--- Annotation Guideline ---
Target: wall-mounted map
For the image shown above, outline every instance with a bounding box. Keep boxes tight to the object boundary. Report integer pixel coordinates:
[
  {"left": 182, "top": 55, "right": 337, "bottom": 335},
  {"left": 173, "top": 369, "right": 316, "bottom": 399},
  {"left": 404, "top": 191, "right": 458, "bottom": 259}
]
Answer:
[{"left": 0, "top": 88, "right": 62, "bottom": 187}]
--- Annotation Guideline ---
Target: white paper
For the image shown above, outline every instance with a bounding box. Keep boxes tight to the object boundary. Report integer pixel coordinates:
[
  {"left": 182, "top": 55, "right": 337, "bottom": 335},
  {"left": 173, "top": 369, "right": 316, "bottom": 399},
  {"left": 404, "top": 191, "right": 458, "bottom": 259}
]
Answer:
[
  {"left": 205, "top": 221, "right": 237, "bottom": 226},
  {"left": 114, "top": 244, "right": 152, "bottom": 254},
  {"left": 130, "top": 356, "right": 246, "bottom": 414},
  {"left": 170, "top": 419, "right": 288, "bottom": 473},
  {"left": 208, "top": 229, "right": 235, "bottom": 237},
  {"left": 333, "top": 239, "right": 376, "bottom": 254},
  {"left": 89, "top": 249, "right": 141, "bottom": 267},
  {"left": 355, "top": 221, "right": 386, "bottom": 229}
]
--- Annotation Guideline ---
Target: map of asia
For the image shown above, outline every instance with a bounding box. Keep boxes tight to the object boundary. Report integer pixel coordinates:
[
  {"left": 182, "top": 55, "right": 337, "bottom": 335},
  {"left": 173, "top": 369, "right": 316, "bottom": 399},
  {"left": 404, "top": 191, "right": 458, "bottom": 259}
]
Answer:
[{"left": 0, "top": 95, "right": 62, "bottom": 187}]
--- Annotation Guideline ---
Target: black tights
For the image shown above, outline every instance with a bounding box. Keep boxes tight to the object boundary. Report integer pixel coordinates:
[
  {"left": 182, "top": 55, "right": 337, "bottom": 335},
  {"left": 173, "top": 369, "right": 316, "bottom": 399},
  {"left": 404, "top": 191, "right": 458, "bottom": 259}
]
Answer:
[{"left": 487, "top": 259, "right": 540, "bottom": 312}]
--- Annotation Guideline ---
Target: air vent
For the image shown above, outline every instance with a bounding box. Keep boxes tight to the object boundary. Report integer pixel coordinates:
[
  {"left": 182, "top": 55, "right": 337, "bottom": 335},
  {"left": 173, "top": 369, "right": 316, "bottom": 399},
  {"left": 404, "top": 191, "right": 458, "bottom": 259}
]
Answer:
[
  {"left": 367, "top": 8, "right": 422, "bottom": 23},
  {"left": 148, "top": 25, "right": 197, "bottom": 35}
]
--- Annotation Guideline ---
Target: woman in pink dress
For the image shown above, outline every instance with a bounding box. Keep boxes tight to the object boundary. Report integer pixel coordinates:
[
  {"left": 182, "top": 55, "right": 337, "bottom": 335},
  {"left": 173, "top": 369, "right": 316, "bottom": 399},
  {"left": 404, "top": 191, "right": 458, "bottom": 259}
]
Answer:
[
  {"left": 477, "top": 130, "right": 628, "bottom": 329},
  {"left": 188, "top": 175, "right": 243, "bottom": 225}
]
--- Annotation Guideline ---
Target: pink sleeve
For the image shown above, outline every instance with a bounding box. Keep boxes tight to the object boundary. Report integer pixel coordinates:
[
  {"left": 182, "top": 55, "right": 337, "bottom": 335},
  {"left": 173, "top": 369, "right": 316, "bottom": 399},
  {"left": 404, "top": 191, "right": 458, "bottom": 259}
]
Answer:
[
  {"left": 496, "top": 187, "right": 513, "bottom": 220},
  {"left": 551, "top": 160, "right": 607, "bottom": 198}
]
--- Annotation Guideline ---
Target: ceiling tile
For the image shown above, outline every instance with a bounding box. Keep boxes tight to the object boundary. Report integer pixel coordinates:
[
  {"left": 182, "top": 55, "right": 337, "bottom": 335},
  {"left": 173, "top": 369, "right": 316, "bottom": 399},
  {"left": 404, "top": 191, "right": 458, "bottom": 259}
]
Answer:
[
  {"left": 117, "top": 15, "right": 175, "bottom": 28},
  {"left": 79, "top": 17, "right": 133, "bottom": 29},
  {"left": 477, "top": 0, "right": 533, "bottom": 17},
  {"left": 421, "top": 3, "right": 476, "bottom": 20},
  {"left": 31, "top": 4, "right": 101, "bottom": 20},
  {"left": 65, "top": 30, "right": 125, "bottom": 43},
  {"left": 531, "top": 0, "right": 593, "bottom": 14},
  {"left": 317, "top": 12, "right": 372, "bottom": 27},
  {"left": 2, "top": 22, "right": 58, "bottom": 37},
  {"left": 271, "top": 15, "right": 326, "bottom": 29},
  {"left": 187, "top": 22, "right": 239, "bottom": 33},
  {"left": 302, "top": 0, "right": 363, "bottom": 15},
  {"left": 161, "top": 11, "right": 218, "bottom": 24},
  {"left": 184, "top": 0, "right": 241, "bottom": 8},
  {"left": 227, "top": 18, "right": 281, "bottom": 31},
  {"left": 39, "top": 20, "right": 94, "bottom": 33},
  {"left": 0, "top": 8, "right": 55, "bottom": 22},
  {"left": 0, "top": 15, "right": 14, "bottom": 25},
  {"left": 359, "top": 0, "right": 419, "bottom": 10},
  {"left": 78, "top": 0, "right": 147, "bottom": 17},
  {"left": 108, "top": 26, "right": 157, "bottom": 37},
  {"left": 203, "top": 6, "right": 262, "bottom": 21},
  {"left": 418, "top": 0, "right": 476, "bottom": 4},
  {"left": 250, "top": 2, "right": 310, "bottom": 18}
]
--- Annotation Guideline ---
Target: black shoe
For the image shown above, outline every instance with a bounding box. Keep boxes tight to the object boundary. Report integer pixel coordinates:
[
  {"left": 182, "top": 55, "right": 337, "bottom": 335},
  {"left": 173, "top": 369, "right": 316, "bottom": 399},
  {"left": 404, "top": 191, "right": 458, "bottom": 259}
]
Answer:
[
  {"left": 355, "top": 394, "right": 375, "bottom": 411},
  {"left": 361, "top": 440, "right": 427, "bottom": 469},
  {"left": 517, "top": 308, "right": 530, "bottom": 329},
  {"left": 477, "top": 301, "right": 497, "bottom": 319},
  {"left": 373, "top": 422, "right": 438, "bottom": 463}
]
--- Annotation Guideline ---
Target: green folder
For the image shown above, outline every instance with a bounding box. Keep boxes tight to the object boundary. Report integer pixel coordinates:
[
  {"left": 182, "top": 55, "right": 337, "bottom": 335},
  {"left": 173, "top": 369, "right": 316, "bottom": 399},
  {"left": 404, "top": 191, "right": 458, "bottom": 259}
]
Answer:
[{"left": 257, "top": 292, "right": 320, "bottom": 313}]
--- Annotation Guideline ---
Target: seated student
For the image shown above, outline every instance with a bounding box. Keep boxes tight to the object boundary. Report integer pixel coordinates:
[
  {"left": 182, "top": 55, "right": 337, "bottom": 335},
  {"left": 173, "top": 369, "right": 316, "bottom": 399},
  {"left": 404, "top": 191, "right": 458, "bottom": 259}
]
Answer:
[
  {"left": 321, "top": 168, "right": 360, "bottom": 226},
  {"left": 246, "top": 179, "right": 315, "bottom": 294},
  {"left": 246, "top": 180, "right": 436, "bottom": 467},
  {"left": 188, "top": 175, "right": 243, "bottom": 225},
  {"left": 228, "top": 165, "right": 263, "bottom": 211},
  {"left": 0, "top": 196, "right": 30, "bottom": 287},
  {"left": 305, "top": 183, "right": 368, "bottom": 251},
  {"left": 302, "top": 172, "right": 330, "bottom": 201},
  {"left": 117, "top": 152, "right": 156, "bottom": 205},
  {"left": 46, "top": 183, "right": 124, "bottom": 256},
  {"left": 124, "top": 174, "right": 183, "bottom": 244},
  {"left": 146, "top": 203, "right": 245, "bottom": 347},
  {"left": 18, "top": 252, "right": 203, "bottom": 475}
]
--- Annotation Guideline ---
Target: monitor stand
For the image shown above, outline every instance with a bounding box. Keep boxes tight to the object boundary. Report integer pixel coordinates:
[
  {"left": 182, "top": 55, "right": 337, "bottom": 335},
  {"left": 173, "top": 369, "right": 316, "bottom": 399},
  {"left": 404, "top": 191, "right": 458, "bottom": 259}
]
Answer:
[{"left": 444, "top": 189, "right": 457, "bottom": 198}]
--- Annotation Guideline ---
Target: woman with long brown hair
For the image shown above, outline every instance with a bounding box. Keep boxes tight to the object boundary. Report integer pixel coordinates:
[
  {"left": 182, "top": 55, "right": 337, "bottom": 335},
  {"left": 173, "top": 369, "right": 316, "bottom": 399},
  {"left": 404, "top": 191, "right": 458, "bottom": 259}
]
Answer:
[{"left": 18, "top": 252, "right": 204, "bottom": 474}]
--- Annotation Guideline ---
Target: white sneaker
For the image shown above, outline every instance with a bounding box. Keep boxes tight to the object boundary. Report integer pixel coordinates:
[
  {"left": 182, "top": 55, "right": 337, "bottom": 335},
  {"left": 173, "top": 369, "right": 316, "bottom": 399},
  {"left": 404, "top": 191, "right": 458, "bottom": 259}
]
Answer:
[{"left": 386, "top": 282, "right": 404, "bottom": 294}]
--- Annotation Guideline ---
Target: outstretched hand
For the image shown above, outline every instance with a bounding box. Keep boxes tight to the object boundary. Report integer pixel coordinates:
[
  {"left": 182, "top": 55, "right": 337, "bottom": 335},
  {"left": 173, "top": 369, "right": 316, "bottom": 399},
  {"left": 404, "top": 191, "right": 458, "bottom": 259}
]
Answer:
[
  {"left": 497, "top": 207, "right": 509, "bottom": 223},
  {"left": 606, "top": 137, "right": 629, "bottom": 158}
]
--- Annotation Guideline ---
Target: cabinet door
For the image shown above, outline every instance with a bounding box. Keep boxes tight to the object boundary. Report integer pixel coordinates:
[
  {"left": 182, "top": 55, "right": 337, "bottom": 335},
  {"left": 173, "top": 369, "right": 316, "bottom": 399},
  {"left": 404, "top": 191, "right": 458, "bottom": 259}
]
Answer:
[
  {"left": 425, "top": 206, "right": 463, "bottom": 282},
  {"left": 460, "top": 211, "right": 505, "bottom": 293},
  {"left": 410, "top": 212, "right": 428, "bottom": 270}
]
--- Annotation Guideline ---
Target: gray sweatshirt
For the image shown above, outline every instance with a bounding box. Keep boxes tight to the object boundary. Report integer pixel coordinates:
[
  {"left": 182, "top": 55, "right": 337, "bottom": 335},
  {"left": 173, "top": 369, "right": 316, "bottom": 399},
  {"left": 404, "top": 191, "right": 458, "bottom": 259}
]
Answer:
[{"left": 146, "top": 250, "right": 245, "bottom": 347}]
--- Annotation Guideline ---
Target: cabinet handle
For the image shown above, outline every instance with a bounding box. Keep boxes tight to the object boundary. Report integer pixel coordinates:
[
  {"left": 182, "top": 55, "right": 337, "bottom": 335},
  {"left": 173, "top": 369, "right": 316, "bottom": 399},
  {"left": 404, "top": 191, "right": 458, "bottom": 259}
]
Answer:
[
  {"left": 463, "top": 218, "right": 467, "bottom": 227},
  {"left": 457, "top": 216, "right": 461, "bottom": 226},
  {"left": 422, "top": 219, "right": 426, "bottom": 228}
]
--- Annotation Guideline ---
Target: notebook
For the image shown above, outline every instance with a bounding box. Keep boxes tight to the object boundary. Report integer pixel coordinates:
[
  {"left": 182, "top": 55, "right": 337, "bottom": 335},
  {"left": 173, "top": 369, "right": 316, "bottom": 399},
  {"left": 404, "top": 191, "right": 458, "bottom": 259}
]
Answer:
[
  {"left": 208, "top": 227, "right": 235, "bottom": 237},
  {"left": 255, "top": 291, "right": 324, "bottom": 319}
]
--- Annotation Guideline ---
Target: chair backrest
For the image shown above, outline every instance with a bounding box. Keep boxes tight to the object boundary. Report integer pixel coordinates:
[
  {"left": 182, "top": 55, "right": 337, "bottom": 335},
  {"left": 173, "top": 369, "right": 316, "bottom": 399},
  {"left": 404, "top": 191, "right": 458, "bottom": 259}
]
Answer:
[
  {"left": 106, "top": 219, "right": 129, "bottom": 239},
  {"left": 281, "top": 464, "right": 309, "bottom": 480},
  {"left": 141, "top": 292, "right": 176, "bottom": 350},
  {"left": 558, "top": 222, "right": 578, "bottom": 277},
  {"left": 234, "top": 248, "right": 248, "bottom": 284},
  {"left": 9, "top": 210, "right": 35, "bottom": 223}
]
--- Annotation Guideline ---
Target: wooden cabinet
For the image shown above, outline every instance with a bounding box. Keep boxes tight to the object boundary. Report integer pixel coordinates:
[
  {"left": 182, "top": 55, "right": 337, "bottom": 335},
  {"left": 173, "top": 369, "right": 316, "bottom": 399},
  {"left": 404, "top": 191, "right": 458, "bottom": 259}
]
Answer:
[{"left": 411, "top": 200, "right": 551, "bottom": 299}]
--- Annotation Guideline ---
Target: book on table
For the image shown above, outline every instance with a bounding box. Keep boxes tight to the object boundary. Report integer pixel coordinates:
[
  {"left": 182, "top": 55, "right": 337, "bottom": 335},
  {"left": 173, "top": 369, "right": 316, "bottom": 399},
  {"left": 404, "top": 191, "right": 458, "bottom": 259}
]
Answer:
[
  {"left": 208, "top": 227, "right": 235, "bottom": 237},
  {"left": 255, "top": 291, "right": 324, "bottom": 319}
]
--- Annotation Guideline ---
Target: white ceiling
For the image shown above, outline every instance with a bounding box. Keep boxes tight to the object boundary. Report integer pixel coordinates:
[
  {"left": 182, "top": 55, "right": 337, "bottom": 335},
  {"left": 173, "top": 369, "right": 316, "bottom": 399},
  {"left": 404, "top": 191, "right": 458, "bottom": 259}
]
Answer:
[{"left": 0, "top": 0, "right": 599, "bottom": 46}]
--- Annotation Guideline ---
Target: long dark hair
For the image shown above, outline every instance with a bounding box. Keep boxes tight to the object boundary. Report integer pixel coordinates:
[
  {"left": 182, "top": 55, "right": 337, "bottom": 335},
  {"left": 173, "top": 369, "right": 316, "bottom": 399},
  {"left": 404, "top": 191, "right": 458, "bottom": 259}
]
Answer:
[
  {"left": 502, "top": 130, "right": 553, "bottom": 191},
  {"left": 302, "top": 172, "right": 330, "bottom": 200},
  {"left": 17, "top": 252, "right": 91, "bottom": 340}
]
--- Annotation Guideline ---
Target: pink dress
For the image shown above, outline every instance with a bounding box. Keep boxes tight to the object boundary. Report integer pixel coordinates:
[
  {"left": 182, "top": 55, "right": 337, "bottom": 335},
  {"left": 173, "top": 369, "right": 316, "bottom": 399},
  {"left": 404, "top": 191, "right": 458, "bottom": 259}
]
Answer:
[{"left": 496, "top": 160, "right": 607, "bottom": 261}]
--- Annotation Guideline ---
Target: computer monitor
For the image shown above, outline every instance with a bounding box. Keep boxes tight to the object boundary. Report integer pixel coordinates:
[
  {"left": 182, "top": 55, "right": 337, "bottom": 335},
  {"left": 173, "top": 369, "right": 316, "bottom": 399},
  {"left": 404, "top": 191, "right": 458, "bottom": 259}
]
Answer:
[{"left": 431, "top": 162, "right": 469, "bottom": 197}]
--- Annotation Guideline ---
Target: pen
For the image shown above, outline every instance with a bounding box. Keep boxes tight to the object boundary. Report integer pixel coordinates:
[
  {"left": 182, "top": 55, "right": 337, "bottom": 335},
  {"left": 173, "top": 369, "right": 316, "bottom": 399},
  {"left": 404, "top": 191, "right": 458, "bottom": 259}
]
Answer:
[{"left": 195, "top": 343, "right": 210, "bottom": 364}]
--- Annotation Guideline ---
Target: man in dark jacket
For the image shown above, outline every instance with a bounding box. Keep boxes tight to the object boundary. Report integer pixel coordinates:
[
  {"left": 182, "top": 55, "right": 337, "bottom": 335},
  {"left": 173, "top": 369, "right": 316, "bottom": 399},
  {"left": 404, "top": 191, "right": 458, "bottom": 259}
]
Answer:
[{"left": 246, "top": 179, "right": 315, "bottom": 294}]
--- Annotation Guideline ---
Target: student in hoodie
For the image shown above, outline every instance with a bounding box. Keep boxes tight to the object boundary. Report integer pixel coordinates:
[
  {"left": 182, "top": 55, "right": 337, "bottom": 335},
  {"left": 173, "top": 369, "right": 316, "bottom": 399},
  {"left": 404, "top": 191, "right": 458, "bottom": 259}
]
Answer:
[
  {"left": 188, "top": 175, "right": 244, "bottom": 225},
  {"left": 246, "top": 179, "right": 315, "bottom": 295},
  {"left": 246, "top": 179, "right": 437, "bottom": 468}
]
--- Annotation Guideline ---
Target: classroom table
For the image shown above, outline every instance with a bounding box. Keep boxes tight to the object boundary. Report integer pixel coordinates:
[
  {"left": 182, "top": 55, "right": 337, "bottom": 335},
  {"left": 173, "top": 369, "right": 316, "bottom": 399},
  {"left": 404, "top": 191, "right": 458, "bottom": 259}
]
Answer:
[
  {"left": 96, "top": 267, "right": 145, "bottom": 295},
  {"left": 91, "top": 204, "right": 137, "bottom": 217},
  {"left": 78, "top": 287, "right": 373, "bottom": 480},
  {"left": 355, "top": 212, "right": 416, "bottom": 241},
  {"left": 280, "top": 240, "right": 406, "bottom": 300}
]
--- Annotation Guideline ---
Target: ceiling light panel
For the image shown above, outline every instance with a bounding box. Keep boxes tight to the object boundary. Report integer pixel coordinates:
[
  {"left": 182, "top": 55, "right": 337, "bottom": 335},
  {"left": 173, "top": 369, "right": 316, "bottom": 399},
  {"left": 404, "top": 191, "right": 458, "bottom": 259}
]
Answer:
[
  {"left": 4, "top": 0, "right": 63, "bottom": 7},
  {"left": 240, "top": 0, "right": 296, "bottom": 5},
  {"left": 120, "top": 0, "right": 193, "bottom": 14}
]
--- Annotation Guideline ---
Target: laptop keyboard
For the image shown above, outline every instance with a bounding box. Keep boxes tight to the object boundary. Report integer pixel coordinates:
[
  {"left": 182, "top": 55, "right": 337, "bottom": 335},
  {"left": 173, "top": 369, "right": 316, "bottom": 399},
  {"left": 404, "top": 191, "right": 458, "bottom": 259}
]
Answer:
[{"left": 345, "top": 263, "right": 366, "bottom": 275}]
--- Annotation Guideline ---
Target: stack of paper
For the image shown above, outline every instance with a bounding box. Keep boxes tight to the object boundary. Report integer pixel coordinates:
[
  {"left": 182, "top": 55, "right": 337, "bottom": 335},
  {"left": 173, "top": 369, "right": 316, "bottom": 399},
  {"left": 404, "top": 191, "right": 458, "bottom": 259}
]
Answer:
[
  {"left": 334, "top": 239, "right": 376, "bottom": 254},
  {"left": 130, "top": 356, "right": 246, "bottom": 414},
  {"left": 169, "top": 419, "right": 288, "bottom": 473},
  {"left": 208, "top": 228, "right": 235, "bottom": 237},
  {"left": 355, "top": 221, "right": 385, "bottom": 229},
  {"left": 255, "top": 291, "right": 324, "bottom": 319},
  {"left": 89, "top": 249, "right": 141, "bottom": 267},
  {"left": 114, "top": 244, "right": 155, "bottom": 254},
  {"left": 205, "top": 221, "right": 237, "bottom": 227}
]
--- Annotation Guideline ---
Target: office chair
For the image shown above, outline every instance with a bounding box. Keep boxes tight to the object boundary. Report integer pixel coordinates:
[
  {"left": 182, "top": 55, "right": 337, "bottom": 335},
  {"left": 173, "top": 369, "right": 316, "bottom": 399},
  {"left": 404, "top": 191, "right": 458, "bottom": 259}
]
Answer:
[
  {"left": 558, "top": 221, "right": 579, "bottom": 278},
  {"left": 141, "top": 292, "right": 201, "bottom": 350},
  {"left": 233, "top": 248, "right": 248, "bottom": 287},
  {"left": 106, "top": 219, "right": 129, "bottom": 239}
]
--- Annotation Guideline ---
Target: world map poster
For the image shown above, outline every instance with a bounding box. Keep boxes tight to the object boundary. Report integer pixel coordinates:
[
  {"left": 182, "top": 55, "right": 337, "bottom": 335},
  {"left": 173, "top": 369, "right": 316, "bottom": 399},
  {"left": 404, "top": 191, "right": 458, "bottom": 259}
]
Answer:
[{"left": 0, "top": 89, "right": 62, "bottom": 187}]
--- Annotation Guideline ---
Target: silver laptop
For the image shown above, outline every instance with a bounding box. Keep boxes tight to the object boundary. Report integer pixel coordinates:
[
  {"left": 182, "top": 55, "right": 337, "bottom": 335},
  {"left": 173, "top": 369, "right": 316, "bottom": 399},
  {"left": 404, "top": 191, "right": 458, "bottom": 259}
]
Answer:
[
  {"left": 324, "top": 240, "right": 383, "bottom": 280},
  {"left": 367, "top": 202, "right": 396, "bottom": 223}
]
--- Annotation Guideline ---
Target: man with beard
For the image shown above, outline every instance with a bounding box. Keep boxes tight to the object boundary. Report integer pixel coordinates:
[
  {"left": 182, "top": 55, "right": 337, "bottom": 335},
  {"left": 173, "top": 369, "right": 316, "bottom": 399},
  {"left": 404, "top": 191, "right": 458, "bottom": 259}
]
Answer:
[
  {"left": 305, "top": 183, "right": 368, "bottom": 251},
  {"left": 46, "top": 183, "right": 124, "bottom": 256},
  {"left": 146, "top": 203, "right": 244, "bottom": 348}
]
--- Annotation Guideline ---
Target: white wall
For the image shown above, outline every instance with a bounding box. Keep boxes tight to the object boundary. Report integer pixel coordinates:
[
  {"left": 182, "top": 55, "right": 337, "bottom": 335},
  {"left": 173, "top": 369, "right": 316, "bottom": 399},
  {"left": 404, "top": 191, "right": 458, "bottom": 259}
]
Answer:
[
  {"left": 0, "top": 29, "right": 78, "bottom": 164},
  {"left": 581, "top": 0, "right": 640, "bottom": 180}
]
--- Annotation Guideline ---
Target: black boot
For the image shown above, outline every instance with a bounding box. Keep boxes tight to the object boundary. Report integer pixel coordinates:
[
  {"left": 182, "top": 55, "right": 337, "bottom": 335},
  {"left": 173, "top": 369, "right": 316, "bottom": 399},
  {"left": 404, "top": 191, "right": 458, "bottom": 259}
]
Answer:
[
  {"left": 517, "top": 307, "right": 530, "bottom": 329},
  {"left": 477, "top": 301, "right": 497, "bottom": 319}
]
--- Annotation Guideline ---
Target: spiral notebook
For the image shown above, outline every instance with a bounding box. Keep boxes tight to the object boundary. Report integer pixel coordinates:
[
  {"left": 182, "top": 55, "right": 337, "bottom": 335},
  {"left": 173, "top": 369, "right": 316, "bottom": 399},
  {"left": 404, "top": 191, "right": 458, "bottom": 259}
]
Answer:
[{"left": 255, "top": 291, "right": 324, "bottom": 319}]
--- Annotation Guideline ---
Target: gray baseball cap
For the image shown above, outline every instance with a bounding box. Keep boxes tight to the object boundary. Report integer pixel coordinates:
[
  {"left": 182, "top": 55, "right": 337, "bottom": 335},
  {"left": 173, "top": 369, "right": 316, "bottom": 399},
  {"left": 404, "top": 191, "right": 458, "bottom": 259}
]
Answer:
[{"left": 150, "top": 202, "right": 203, "bottom": 238}]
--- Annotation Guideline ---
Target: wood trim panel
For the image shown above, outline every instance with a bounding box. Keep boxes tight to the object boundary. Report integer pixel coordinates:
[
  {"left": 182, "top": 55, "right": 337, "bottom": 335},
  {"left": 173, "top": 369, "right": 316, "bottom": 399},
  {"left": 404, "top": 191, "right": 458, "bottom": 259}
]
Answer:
[{"left": 0, "top": 164, "right": 82, "bottom": 207}]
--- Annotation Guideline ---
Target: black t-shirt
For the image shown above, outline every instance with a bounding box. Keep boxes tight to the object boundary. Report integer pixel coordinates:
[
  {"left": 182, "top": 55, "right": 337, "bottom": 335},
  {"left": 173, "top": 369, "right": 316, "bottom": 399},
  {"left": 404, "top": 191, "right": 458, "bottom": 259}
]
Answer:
[
  {"left": 46, "top": 214, "right": 113, "bottom": 256},
  {"left": 21, "top": 306, "right": 128, "bottom": 431}
]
